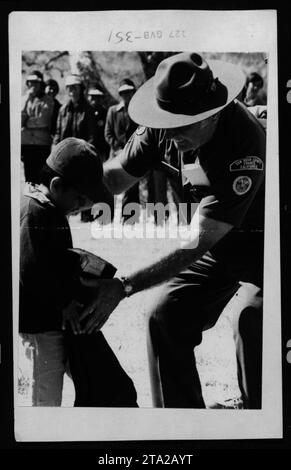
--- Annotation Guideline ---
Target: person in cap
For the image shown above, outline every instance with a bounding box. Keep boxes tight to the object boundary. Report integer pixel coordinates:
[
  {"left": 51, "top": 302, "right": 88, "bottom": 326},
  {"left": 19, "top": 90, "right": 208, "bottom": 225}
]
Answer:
[
  {"left": 52, "top": 74, "right": 99, "bottom": 223},
  {"left": 19, "top": 137, "right": 137, "bottom": 406},
  {"left": 53, "top": 74, "right": 96, "bottom": 148},
  {"left": 21, "top": 70, "right": 54, "bottom": 183},
  {"left": 79, "top": 85, "right": 111, "bottom": 223},
  {"left": 45, "top": 78, "right": 61, "bottom": 136},
  {"left": 104, "top": 78, "right": 140, "bottom": 223},
  {"left": 86, "top": 85, "right": 109, "bottom": 163},
  {"left": 79, "top": 52, "right": 265, "bottom": 409},
  {"left": 242, "top": 71, "right": 266, "bottom": 107}
]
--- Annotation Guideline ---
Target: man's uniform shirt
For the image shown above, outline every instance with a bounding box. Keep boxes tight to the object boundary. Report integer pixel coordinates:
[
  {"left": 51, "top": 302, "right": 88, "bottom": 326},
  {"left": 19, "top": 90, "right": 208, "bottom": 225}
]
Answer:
[{"left": 119, "top": 100, "right": 266, "bottom": 287}]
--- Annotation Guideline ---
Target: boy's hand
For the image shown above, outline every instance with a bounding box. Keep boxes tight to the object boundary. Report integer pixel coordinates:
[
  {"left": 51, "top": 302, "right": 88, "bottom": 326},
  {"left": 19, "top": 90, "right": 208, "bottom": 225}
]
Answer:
[
  {"left": 79, "top": 278, "right": 125, "bottom": 334},
  {"left": 62, "top": 299, "right": 84, "bottom": 335}
]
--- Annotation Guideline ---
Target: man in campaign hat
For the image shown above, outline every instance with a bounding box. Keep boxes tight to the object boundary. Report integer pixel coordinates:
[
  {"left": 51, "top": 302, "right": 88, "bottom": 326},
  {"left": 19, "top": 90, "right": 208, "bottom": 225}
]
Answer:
[
  {"left": 21, "top": 70, "right": 54, "bottom": 183},
  {"left": 19, "top": 137, "right": 138, "bottom": 407},
  {"left": 80, "top": 53, "right": 265, "bottom": 409}
]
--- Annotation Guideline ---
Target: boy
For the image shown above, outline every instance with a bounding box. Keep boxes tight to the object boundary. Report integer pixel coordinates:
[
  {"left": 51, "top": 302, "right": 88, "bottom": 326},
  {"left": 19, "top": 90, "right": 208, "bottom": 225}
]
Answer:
[{"left": 19, "top": 137, "right": 137, "bottom": 406}]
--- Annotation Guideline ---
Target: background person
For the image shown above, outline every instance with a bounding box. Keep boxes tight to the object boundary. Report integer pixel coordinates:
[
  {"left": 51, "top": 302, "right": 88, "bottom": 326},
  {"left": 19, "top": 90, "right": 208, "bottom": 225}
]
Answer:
[
  {"left": 45, "top": 78, "right": 62, "bottom": 137},
  {"left": 53, "top": 74, "right": 96, "bottom": 146},
  {"left": 105, "top": 78, "right": 140, "bottom": 224},
  {"left": 241, "top": 72, "right": 266, "bottom": 107},
  {"left": 53, "top": 74, "right": 97, "bottom": 222},
  {"left": 87, "top": 85, "right": 109, "bottom": 163},
  {"left": 81, "top": 85, "right": 111, "bottom": 223},
  {"left": 21, "top": 70, "right": 54, "bottom": 183}
]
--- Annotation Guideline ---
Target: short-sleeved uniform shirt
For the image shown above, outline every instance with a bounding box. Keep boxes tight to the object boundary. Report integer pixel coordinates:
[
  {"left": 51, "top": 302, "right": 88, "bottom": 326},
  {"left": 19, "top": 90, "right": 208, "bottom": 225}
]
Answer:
[
  {"left": 119, "top": 100, "right": 266, "bottom": 287},
  {"left": 19, "top": 185, "right": 75, "bottom": 333}
]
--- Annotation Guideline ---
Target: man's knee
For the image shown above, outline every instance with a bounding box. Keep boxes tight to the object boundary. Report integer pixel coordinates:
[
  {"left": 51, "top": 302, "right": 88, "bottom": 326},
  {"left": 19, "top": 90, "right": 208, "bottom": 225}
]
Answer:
[
  {"left": 238, "top": 305, "right": 263, "bottom": 341},
  {"left": 146, "top": 286, "right": 202, "bottom": 346}
]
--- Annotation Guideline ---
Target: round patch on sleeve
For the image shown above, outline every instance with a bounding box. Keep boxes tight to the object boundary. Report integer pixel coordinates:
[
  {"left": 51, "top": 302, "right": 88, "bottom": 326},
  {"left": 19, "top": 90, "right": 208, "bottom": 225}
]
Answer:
[
  {"left": 232, "top": 176, "right": 252, "bottom": 195},
  {"left": 135, "top": 126, "right": 146, "bottom": 135}
]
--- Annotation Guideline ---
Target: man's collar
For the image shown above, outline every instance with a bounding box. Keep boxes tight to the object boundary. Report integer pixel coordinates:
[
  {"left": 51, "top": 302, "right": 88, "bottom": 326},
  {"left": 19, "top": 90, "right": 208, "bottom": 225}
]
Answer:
[{"left": 116, "top": 101, "right": 125, "bottom": 111}]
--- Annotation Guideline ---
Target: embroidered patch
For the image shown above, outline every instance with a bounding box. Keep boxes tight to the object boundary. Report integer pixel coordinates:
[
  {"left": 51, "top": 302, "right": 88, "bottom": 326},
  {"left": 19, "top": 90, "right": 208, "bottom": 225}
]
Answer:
[
  {"left": 136, "top": 126, "right": 146, "bottom": 136},
  {"left": 233, "top": 176, "right": 252, "bottom": 195},
  {"left": 229, "top": 157, "right": 264, "bottom": 171}
]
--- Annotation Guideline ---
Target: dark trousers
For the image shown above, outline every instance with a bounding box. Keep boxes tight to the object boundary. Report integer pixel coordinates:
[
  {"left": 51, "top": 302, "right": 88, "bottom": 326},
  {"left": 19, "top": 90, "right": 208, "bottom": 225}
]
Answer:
[
  {"left": 147, "top": 253, "right": 263, "bottom": 409},
  {"left": 147, "top": 170, "right": 170, "bottom": 224},
  {"left": 21, "top": 145, "right": 51, "bottom": 184},
  {"left": 121, "top": 182, "right": 140, "bottom": 223},
  {"left": 64, "top": 330, "right": 138, "bottom": 407}
]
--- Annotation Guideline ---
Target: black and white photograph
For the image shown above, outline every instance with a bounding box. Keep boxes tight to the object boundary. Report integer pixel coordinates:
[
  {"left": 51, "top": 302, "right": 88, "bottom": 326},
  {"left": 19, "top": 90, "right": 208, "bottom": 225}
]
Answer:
[{"left": 7, "top": 9, "right": 282, "bottom": 443}]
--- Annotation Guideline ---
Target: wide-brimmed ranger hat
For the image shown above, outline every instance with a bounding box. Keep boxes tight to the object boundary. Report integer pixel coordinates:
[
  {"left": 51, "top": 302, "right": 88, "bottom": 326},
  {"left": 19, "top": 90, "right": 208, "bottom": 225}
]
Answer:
[
  {"left": 129, "top": 52, "right": 245, "bottom": 128},
  {"left": 46, "top": 137, "right": 113, "bottom": 205}
]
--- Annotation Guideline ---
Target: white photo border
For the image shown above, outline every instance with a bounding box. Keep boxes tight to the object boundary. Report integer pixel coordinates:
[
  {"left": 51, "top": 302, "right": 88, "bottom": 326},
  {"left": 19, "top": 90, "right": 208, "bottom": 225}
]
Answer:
[{"left": 10, "top": 9, "right": 281, "bottom": 441}]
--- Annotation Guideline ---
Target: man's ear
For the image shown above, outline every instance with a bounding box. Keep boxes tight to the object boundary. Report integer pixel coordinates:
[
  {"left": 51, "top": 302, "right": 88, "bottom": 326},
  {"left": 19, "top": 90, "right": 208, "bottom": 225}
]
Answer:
[{"left": 50, "top": 176, "right": 63, "bottom": 194}]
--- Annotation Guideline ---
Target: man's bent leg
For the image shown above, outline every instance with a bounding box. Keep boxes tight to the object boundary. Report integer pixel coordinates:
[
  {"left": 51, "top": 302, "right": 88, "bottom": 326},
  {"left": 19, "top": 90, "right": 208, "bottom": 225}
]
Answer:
[
  {"left": 147, "top": 287, "right": 205, "bottom": 408},
  {"left": 230, "top": 284, "right": 263, "bottom": 409},
  {"left": 146, "top": 259, "right": 241, "bottom": 408}
]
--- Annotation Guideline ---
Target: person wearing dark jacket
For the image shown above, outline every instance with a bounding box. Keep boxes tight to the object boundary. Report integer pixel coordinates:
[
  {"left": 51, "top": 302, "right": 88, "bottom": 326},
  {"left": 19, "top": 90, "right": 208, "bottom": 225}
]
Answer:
[
  {"left": 105, "top": 79, "right": 140, "bottom": 223},
  {"left": 53, "top": 74, "right": 96, "bottom": 147},
  {"left": 20, "top": 137, "right": 137, "bottom": 407},
  {"left": 45, "top": 78, "right": 62, "bottom": 137},
  {"left": 21, "top": 70, "right": 54, "bottom": 183},
  {"left": 53, "top": 74, "right": 98, "bottom": 222}
]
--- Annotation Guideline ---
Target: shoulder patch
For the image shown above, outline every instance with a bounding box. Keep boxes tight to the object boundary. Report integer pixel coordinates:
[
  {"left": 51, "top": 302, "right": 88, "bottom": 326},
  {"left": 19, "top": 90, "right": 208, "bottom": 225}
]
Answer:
[
  {"left": 135, "top": 126, "right": 146, "bottom": 136},
  {"left": 230, "top": 157, "right": 264, "bottom": 171},
  {"left": 233, "top": 176, "right": 252, "bottom": 196}
]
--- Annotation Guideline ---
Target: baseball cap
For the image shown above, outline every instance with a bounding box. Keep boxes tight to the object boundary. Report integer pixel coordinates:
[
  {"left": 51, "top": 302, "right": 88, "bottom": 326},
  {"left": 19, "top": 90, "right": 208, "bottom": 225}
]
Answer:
[
  {"left": 65, "top": 74, "right": 83, "bottom": 87},
  {"left": 129, "top": 52, "right": 245, "bottom": 128},
  {"left": 118, "top": 78, "right": 136, "bottom": 94},
  {"left": 26, "top": 70, "right": 43, "bottom": 83},
  {"left": 46, "top": 137, "right": 113, "bottom": 205},
  {"left": 88, "top": 86, "right": 104, "bottom": 96}
]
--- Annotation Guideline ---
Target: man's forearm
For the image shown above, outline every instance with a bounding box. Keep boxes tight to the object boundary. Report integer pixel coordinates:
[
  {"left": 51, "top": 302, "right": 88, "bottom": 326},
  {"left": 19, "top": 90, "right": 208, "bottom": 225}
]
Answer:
[
  {"left": 125, "top": 216, "right": 233, "bottom": 295},
  {"left": 126, "top": 243, "right": 200, "bottom": 294}
]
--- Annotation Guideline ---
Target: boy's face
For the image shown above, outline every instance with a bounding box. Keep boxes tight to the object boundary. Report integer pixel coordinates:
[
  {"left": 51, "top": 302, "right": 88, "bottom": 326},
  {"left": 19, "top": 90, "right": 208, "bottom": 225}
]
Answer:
[{"left": 51, "top": 179, "right": 94, "bottom": 215}]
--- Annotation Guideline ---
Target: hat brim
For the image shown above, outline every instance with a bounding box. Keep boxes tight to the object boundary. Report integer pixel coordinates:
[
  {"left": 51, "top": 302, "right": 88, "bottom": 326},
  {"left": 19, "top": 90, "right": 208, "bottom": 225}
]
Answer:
[
  {"left": 118, "top": 85, "right": 135, "bottom": 93},
  {"left": 88, "top": 90, "right": 104, "bottom": 96},
  {"left": 26, "top": 75, "right": 42, "bottom": 82},
  {"left": 129, "top": 59, "right": 245, "bottom": 128}
]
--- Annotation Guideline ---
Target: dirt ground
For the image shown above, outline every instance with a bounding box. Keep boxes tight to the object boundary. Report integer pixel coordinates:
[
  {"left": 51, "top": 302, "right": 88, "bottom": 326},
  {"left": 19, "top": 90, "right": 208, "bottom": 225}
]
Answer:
[{"left": 18, "top": 195, "right": 245, "bottom": 408}]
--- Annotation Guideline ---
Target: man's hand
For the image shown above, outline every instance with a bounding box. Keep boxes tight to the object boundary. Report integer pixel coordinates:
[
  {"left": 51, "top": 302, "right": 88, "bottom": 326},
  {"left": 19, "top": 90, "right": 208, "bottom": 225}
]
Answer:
[
  {"left": 62, "top": 299, "right": 84, "bottom": 335},
  {"left": 79, "top": 278, "right": 125, "bottom": 334}
]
